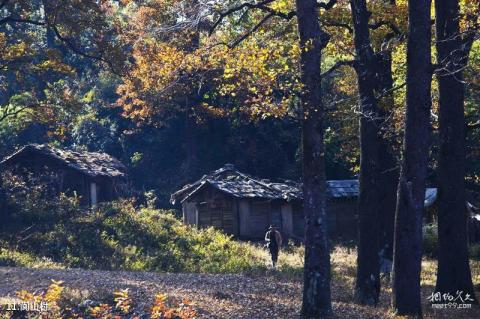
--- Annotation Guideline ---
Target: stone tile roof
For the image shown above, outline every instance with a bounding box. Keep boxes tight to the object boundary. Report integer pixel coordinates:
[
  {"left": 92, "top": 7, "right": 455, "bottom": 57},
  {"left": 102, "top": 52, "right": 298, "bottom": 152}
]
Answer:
[
  {"left": 424, "top": 188, "right": 438, "bottom": 207},
  {"left": 1, "top": 144, "right": 126, "bottom": 178},
  {"left": 170, "top": 164, "right": 291, "bottom": 204},
  {"left": 326, "top": 180, "right": 360, "bottom": 198},
  {"left": 171, "top": 164, "right": 438, "bottom": 207}
]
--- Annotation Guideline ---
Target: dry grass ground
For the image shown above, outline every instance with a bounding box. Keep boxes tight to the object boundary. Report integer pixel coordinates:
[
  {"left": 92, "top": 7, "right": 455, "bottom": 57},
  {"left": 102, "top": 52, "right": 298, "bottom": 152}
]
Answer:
[{"left": 0, "top": 246, "right": 479, "bottom": 318}]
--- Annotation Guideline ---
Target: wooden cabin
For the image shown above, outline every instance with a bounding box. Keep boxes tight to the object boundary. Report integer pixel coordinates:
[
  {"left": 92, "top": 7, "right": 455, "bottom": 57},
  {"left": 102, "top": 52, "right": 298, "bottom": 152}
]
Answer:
[
  {"left": 1, "top": 144, "right": 128, "bottom": 206},
  {"left": 171, "top": 164, "right": 439, "bottom": 241},
  {"left": 171, "top": 164, "right": 359, "bottom": 240}
]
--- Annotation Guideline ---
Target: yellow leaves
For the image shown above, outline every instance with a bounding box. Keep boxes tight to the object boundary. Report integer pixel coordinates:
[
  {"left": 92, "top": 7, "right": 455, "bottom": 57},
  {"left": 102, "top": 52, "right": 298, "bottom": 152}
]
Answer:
[
  {"left": 44, "top": 280, "right": 64, "bottom": 304},
  {"left": 16, "top": 289, "right": 38, "bottom": 302},
  {"left": 211, "top": 38, "right": 300, "bottom": 119},
  {"left": 459, "top": 0, "right": 480, "bottom": 32},
  {"left": 302, "top": 39, "right": 315, "bottom": 53},
  {"left": 33, "top": 60, "right": 74, "bottom": 74},
  {"left": 15, "top": 280, "right": 63, "bottom": 315},
  {"left": 223, "top": 64, "right": 235, "bottom": 79},
  {"left": 0, "top": 32, "right": 73, "bottom": 78},
  {"left": 15, "top": 281, "right": 197, "bottom": 318},
  {"left": 115, "top": 0, "right": 304, "bottom": 123},
  {"left": 118, "top": 27, "right": 300, "bottom": 122},
  {"left": 5, "top": 42, "right": 29, "bottom": 60},
  {"left": 269, "top": 0, "right": 294, "bottom": 14},
  {"left": 114, "top": 289, "right": 132, "bottom": 314}
]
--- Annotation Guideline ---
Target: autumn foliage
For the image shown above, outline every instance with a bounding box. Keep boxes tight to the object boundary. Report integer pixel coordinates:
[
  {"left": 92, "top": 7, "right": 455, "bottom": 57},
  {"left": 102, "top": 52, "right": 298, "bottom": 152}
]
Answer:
[{"left": 1, "top": 281, "right": 197, "bottom": 319}]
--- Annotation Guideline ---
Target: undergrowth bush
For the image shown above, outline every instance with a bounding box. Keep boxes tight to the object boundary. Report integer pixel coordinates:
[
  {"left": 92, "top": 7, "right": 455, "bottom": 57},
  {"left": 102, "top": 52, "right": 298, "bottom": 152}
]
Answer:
[
  {"left": 422, "top": 223, "right": 480, "bottom": 260},
  {"left": 469, "top": 243, "right": 480, "bottom": 260},
  {"left": 423, "top": 223, "right": 438, "bottom": 258},
  {"left": 0, "top": 247, "right": 63, "bottom": 268},
  {"left": 1, "top": 192, "right": 265, "bottom": 273},
  {"left": 0, "top": 172, "right": 304, "bottom": 274}
]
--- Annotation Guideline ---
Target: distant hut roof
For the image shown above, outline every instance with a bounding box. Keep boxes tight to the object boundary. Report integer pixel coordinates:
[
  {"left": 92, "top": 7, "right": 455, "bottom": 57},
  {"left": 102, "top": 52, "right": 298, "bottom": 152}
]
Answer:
[
  {"left": 170, "top": 164, "right": 298, "bottom": 204},
  {"left": 326, "top": 180, "right": 360, "bottom": 198},
  {"left": 1, "top": 144, "right": 126, "bottom": 178},
  {"left": 171, "top": 164, "right": 438, "bottom": 207},
  {"left": 424, "top": 188, "right": 438, "bottom": 207}
]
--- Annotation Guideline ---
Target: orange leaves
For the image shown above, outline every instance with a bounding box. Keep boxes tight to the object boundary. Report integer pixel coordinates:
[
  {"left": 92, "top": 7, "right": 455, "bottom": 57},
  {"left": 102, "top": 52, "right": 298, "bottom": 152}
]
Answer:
[
  {"left": 114, "top": 289, "right": 132, "bottom": 314},
  {"left": 117, "top": 39, "right": 189, "bottom": 121},
  {"left": 151, "top": 293, "right": 197, "bottom": 319},
  {"left": 90, "top": 303, "right": 115, "bottom": 318},
  {"left": 14, "top": 280, "right": 64, "bottom": 317},
  {"left": 115, "top": 0, "right": 302, "bottom": 124},
  {"left": 12, "top": 283, "right": 197, "bottom": 319}
]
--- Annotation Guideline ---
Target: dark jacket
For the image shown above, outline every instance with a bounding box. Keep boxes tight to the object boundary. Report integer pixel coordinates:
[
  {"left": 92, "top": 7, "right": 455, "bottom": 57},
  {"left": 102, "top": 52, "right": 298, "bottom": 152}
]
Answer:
[{"left": 265, "top": 229, "right": 283, "bottom": 249}]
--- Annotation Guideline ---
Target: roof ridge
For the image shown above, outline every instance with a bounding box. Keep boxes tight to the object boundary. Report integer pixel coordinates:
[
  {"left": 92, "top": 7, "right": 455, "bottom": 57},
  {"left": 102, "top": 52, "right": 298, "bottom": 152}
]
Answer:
[
  {"left": 1, "top": 143, "right": 126, "bottom": 178},
  {"left": 231, "top": 169, "right": 286, "bottom": 196}
]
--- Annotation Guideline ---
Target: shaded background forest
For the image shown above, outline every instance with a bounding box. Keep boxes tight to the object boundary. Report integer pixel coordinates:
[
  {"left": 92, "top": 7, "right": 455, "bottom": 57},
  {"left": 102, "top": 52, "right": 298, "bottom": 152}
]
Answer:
[
  {"left": 0, "top": 0, "right": 478, "bottom": 207},
  {"left": 0, "top": 75, "right": 355, "bottom": 207}
]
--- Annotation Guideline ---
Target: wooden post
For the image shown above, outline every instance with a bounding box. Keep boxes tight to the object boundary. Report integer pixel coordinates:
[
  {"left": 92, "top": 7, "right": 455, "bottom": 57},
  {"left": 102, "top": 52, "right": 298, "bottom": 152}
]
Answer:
[
  {"left": 90, "top": 182, "right": 98, "bottom": 206},
  {"left": 281, "top": 203, "right": 294, "bottom": 238}
]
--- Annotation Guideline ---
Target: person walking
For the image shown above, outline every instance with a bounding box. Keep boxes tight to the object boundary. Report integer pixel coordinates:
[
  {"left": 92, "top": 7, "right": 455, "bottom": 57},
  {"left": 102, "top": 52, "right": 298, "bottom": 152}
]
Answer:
[{"left": 265, "top": 225, "right": 282, "bottom": 269}]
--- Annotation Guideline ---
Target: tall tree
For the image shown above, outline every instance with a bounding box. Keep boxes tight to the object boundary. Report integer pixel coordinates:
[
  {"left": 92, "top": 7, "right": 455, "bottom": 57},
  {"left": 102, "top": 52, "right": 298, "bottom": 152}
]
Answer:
[
  {"left": 392, "top": 0, "right": 432, "bottom": 316},
  {"left": 375, "top": 0, "right": 401, "bottom": 276},
  {"left": 296, "top": 0, "right": 333, "bottom": 317},
  {"left": 348, "top": 0, "right": 401, "bottom": 304},
  {"left": 350, "top": 0, "right": 382, "bottom": 305},
  {"left": 435, "top": 0, "right": 476, "bottom": 302}
]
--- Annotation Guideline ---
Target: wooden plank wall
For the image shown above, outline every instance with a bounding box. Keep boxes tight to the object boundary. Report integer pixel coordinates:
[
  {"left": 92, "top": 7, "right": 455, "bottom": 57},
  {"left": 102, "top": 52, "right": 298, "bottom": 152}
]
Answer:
[{"left": 248, "top": 200, "right": 270, "bottom": 238}]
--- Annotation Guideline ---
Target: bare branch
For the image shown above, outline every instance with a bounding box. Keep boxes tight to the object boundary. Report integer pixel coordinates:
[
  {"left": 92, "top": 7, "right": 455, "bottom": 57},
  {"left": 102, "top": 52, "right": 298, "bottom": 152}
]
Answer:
[
  {"left": 461, "top": 30, "right": 478, "bottom": 64},
  {"left": 51, "top": 24, "right": 120, "bottom": 76},
  {"left": 316, "top": 0, "right": 338, "bottom": 10},
  {"left": 320, "top": 60, "right": 355, "bottom": 78},
  {"left": 209, "top": 0, "right": 277, "bottom": 35},
  {"left": 369, "top": 20, "right": 402, "bottom": 36},
  {"left": 0, "top": 105, "right": 34, "bottom": 123},
  {"left": 210, "top": 0, "right": 338, "bottom": 37},
  {"left": 227, "top": 13, "right": 275, "bottom": 48},
  {"left": 323, "top": 20, "right": 353, "bottom": 33},
  {"left": 467, "top": 121, "right": 480, "bottom": 132},
  {"left": 0, "top": 16, "right": 45, "bottom": 26}
]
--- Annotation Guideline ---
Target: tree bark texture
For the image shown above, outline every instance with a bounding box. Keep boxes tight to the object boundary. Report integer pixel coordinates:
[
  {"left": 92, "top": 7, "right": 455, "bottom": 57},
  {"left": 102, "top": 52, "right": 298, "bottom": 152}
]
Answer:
[
  {"left": 296, "top": 0, "right": 333, "bottom": 317},
  {"left": 435, "top": 0, "right": 476, "bottom": 302},
  {"left": 392, "top": 0, "right": 432, "bottom": 316},
  {"left": 376, "top": 51, "right": 399, "bottom": 265},
  {"left": 350, "top": 0, "right": 382, "bottom": 306}
]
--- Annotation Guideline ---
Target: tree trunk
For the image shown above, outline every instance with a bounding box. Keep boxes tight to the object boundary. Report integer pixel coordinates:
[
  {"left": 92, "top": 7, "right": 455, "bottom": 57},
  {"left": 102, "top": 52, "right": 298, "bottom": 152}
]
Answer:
[
  {"left": 392, "top": 0, "right": 432, "bottom": 316},
  {"left": 435, "top": 0, "right": 476, "bottom": 302},
  {"left": 351, "top": 1, "right": 400, "bottom": 303},
  {"left": 0, "top": 176, "right": 5, "bottom": 215},
  {"left": 182, "top": 12, "right": 201, "bottom": 180},
  {"left": 377, "top": 48, "right": 399, "bottom": 268},
  {"left": 182, "top": 111, "right": 200, "bottom": 178},
  {"left": 350, "top": 0, "right": 382, "bottom": 305},
  {"left": 295, "top": 1, "right": 332, "bottom": 317}
]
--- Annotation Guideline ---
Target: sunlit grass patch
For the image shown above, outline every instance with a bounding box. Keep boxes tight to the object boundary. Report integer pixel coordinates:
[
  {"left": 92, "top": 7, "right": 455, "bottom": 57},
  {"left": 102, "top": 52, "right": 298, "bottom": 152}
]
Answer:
[{"left": 0, "top": 247, "right": 64, "bottom": 269}]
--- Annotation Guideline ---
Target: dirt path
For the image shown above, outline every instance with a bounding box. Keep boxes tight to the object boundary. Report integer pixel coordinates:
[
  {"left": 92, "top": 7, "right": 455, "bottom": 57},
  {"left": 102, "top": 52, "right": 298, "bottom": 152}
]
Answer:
[{"left": 1, "top": 267, "right": 479, "bottom": 318}]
